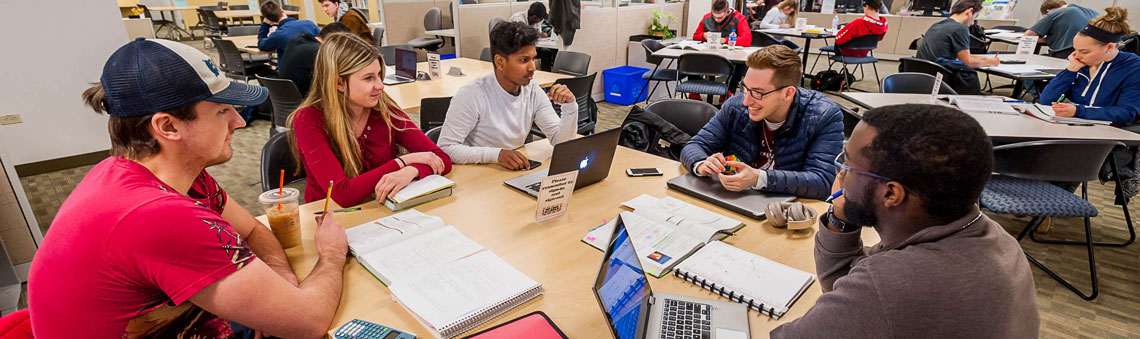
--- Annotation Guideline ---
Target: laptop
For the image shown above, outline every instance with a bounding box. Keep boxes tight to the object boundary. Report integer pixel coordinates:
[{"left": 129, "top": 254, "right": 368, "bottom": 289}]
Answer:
[
  {"left": 592, "top": 216, "right": 750, "bottom": 339},
  {"left": 383, "top": 48, "right": 416, "bottom": 85},
  {"left": 667, "top": 174, "right": 794, "bottom": 220},
  {"left": 504, "top": 128, "right": 621, "bottom": 197}
]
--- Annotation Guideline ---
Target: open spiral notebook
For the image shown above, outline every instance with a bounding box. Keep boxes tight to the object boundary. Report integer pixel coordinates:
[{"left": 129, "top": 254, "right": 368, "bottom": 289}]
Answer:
[{"left": 673, "top": 241, "right": 815, "bottom": 319}]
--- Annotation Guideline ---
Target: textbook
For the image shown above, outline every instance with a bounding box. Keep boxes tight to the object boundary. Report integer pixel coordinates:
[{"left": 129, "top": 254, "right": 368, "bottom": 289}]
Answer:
[
  {"left": 674, "top": 241, "right": 815, "bottom": 319},
  {"left": 582, "top": 194, "right": 746, "bottom": 277},
  {"left": 1013, "top": 103, "right": 1111, "bottom": 125},
  {"left": 346, "top": 210, "right": 543, "bottom": 338},
  {"left": 384, "top": 174, "right": 455, "bottom": 211}
]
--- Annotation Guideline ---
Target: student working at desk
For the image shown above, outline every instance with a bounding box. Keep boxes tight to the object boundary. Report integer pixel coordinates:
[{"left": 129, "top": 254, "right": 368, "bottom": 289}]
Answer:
[
  {"left": 1039, "top": 7, "right": 1140, "bottom": 127},
  {"left": 437, "top": 22, "right": 577, "bottom": 170},
  {"left": 771, "top": 104, "right": 1039, "bottom": 338},
  {"left": 681, "top": 45, "right": 844, "bottom": 200},
  {"left": 752, "top": 0, "right": 797, "bottom": 30},
  {"left": 28, "top": 39, "right": 350, "bottom": 338},
  {"left": 510, "top": 2, "right": 558, "bottom": 71},
  {"left": 257, "top": 0, "right": 319, "bottom": 63},
  {"left": 290, "top": 33, "right": 452, "bottom": 207},
  {"left": 692, "top": 0, "right": 753, "bottom": 103},
  {"left": 832, "top": 0, "right": 888, "bottom": 57},
  {"left": 1025, "top": 0, "right": 1098, "bottom": 56},
  {"left": 915, "top": 0, "right": 999, "bottom": 94}
]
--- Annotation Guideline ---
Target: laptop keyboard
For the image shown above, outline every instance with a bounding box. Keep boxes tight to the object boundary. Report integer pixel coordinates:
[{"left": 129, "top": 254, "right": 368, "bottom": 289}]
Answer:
[
  {"left": 526, "top": 182, "right": 542, "bottom": 192},
  {"left": 660, "top": 299, "right": 712, "bottom": 339}
]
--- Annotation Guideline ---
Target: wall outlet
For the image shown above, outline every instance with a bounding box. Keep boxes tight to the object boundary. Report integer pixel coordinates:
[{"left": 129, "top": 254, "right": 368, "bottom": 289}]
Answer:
[{"left": 0, "top": 115, "right": 21, "bottom": 126}]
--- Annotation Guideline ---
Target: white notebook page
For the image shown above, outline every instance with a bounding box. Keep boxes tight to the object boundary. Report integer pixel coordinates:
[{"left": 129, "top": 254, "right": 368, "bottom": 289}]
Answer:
[
  {"left": 358, "top": 225, "right": 484, "bottom": 285},
  {"left": 675, "top": 241, "right": 814, "bottom": 310}
]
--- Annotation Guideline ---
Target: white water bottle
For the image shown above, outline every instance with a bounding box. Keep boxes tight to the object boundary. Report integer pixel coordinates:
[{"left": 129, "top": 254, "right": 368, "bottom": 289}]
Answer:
[
  {"left": 728, "top": 29, "right": 738, "bottom": 47},
  {"left": 832, "top": 15, "right": 839, "bottom": 31}
]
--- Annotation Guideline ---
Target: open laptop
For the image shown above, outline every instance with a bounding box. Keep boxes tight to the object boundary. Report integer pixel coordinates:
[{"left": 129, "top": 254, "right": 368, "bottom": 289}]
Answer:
[
  {"left": 667, "top": 174, "right": 794, "bottom": 220},
  {"left": 383, "top": 48, "right": 416, "bottom": 85},
  {"left": 593, "top": 216, "right": 750, "bottom": 339},
  {"left": 504, "top": 128, "right": 621, "bottom": 197}
]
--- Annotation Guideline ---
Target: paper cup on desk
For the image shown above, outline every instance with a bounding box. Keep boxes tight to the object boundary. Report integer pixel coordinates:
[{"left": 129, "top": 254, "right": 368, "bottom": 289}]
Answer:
[
  {"left": 795, "top": 18, "right": 808, "bottom": 30},
  {"left": 259, "top": 187, "right": 302, "bottom": 248}
]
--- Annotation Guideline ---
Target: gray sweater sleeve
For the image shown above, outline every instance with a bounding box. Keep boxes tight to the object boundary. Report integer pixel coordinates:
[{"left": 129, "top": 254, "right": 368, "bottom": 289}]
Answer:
[{"left": 813, "top": 220, "right": 869, "bottom": 291}]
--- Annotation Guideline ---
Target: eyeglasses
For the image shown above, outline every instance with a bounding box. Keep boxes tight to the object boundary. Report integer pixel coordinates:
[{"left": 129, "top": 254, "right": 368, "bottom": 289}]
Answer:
[
  {"left": 833, "top": 150, "right": 897, "bottom": 183},
  {"left": 739, "top": 83, "right": 790, "bottom": 101}
]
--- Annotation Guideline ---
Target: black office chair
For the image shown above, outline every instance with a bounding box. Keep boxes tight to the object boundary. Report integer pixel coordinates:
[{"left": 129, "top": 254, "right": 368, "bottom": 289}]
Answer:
[
  {"left": 1050, "top": 46, "right": 1075, "bottom": 59},
  {"left": 636, "top": 39, "right": 683, "bottom": 104},
  {"left": 373, "top": 27, "right": 386, "bottom": 49},
  {"left": 979, "top": 140, "right": 1134, "bottom": 301},
  {"left": 379, "top": 45, "right": 413, "bottom": 66},
  {"left": 676, "top": 53, "right": 734, "bottom": 105},
  {"left": 425, "top": 126, "right": 443, "bottom": 143},
  {"left": 260, "top": 131, "right": 306, "bottom": 192},
  {"left": 552, "top": 51, "right": 591, "bottom": 76},
  {"left": 992, "top": 25, "right": 1028, "bottom": 33},
  {"left": 257, "top": 76, "right": 305, "bottom": 136},
  {"left": 899, "top": 57, "right": 953, "bottom": 80},
  {"left": 138, "top": 5, "right": 180, "bottom": 40},
  {"left": 212, "top": 38, "right": 272, "bottom": 82},
  {"left": 198, "top": 8, "right": 226, "bottom": 48},
  {"left": 408, "top": 8, "right": 446, "bottom": 52},
  {"left": 419, "top": 97, "right": 452, "bottom": 132},
  {"left": 644, "top": 99, "right": 717, "bottom": 136},
  {"left": 881, "top": 73, "right": 957, "bottom": 95},
  {"left": 827, "top": 34, "right": 883, "bottom": 91},
  {"left": 479, "top": 47, "right": 493, "bottom": 62},
  {"left": 530, "top": 73, "right": 599, "bottom": 138}
]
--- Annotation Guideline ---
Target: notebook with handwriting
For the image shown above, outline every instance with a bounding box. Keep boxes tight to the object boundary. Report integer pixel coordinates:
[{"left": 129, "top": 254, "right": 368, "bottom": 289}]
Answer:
[{"left": 673, "top": 241, "right": 815, "bottom": 319}]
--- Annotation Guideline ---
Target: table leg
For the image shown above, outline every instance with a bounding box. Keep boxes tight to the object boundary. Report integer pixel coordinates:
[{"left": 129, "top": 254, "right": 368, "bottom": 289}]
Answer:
[
  {"left": 801, "top": 38, "right": 812, "bottom": 87},
  {"left": 1012, "top": 79, "right": 1025, "bottom": 99}
]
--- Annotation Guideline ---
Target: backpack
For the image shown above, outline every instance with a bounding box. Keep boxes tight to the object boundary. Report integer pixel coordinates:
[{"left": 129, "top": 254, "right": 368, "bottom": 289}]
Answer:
[
  {"left": 618, "top": 105, "right": 693, "bottom": 161},
  {"left": 810, "top": 69, "right": 854, "bottom": 91}
]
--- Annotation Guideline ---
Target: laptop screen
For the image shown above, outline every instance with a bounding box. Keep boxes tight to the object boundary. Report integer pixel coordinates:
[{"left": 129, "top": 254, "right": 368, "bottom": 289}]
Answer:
[
  {"left": 593, "top": 218, "right": 650, "bottom": 339},
  {"left": 395, "top": 48, "right": 416, "bottom": 79}
]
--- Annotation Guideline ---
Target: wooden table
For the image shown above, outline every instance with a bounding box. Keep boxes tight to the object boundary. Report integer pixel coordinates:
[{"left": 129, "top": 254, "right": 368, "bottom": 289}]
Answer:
[
  {"left": 652, "top": 44, "right": 762, "bottom": 64},
  {"left": 222, "top": 35, "right": 274, "bottom": 55},
  {"left": 384, "top": 58, "right": 570, "bottom": 111},
  {"left": 837, "top": 92, "right": 1140, "bottom": 145},
  {"left": 267, "top": 139, "right": 880, "bottom": 338},
  {"left": 214, "top": 9, "right": 300, "bottom": 19},
  {"left": 979, "top": 54, "right": 1068, "bottom": 99}
]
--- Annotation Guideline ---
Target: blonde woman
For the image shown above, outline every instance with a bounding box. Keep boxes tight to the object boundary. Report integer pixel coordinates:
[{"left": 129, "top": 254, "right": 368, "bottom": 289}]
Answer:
[
  {"left": 754, "top": 0, "right": 798, "bottom": 30},
  {"left": 289, "top": 33, "right": 451, "bottom": 206}
]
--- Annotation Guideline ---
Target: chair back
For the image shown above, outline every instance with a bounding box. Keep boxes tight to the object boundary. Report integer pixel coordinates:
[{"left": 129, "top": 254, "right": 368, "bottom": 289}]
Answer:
[
  {"left": 211, "top": 38, "right": 247, "bottom": 76},
  {"left": 992, "top": 25, "right": 1028, "bottom": 33},
  {"left": 554, "top": 73, "right": 599, "bottom": 134},
  {"left": 379, "top": 45, "right": 412, "bottom": 66},
  {"left": 992, "top": 140, "right": 1122, "bottom": 182},
  {"left": 677, "top": 53, "right": 734, "bottom": 78},
  {"left": 373, "top": 27, "right": 386, "bottom": 48},
  {"left": 419, "top": 96, "right": 452, "bottom": 132},
  {"left": 552, "top": 51, "right": 591, "bottom": 76},
  {"left": 228, "top": 4, "right": 249, "bottom": 10},
  {"left": 899, "top": 57, "right": 952, "bottom": 79},
  {"left": 881, "top": 72, "right": 957, "bottom": 94},
  {"left": 479, "top": 47, "right": 493, "bottom": 62},
  {"left": 260, "top": 131, "right": 306, "bottom": 192},
  {"left": 751, "top": 30, "right": 781, "bottom": 47},
  {"left": 227, "top": 25, "right": 259, "bottom": 36},
  {"left": 217, "top": 2, "right": 229, "bottom": 8},
  {"left": 837, "top": 34, "right": 881, "bottom": 53},
  {"left": 641, "top": 39, "right": 667, "bottom": 65},
  {"left": 424, "top": 7, "right": 442, "bottom": 31},
  {"left": 1050, "top": 46, "right": 1074, "bottom": 59},
  {"left": 283, "top": 5, "right": 300, "bottom": 11},
  {"left": 425, "top": 126, "right": 443, "bottom": 143},
  {"left": 198, "top": 8, "right": 223, "bottom": 31},
  {"left": 257, "top": 76, "right": 304, "bottom": 130},
  {"left": 489, "top": 17, "right": 507, "bottom": 32},
  {"left": 645, "top": 99, "right": 717, "bottom": 136}
]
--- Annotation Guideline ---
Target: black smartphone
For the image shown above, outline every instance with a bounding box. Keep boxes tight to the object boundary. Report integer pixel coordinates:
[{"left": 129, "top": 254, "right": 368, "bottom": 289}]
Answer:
[
  {"left": 626, "top": 168, "right": 663, "bottom": 177},
  {"left": 528, "top": 159, "right": 542, "bottom": 170}
]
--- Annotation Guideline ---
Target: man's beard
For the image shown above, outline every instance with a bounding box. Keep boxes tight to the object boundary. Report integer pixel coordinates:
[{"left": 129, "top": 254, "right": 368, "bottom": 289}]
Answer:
[{"left": 843, "top": 184, "right": 879, "bottom": 229}]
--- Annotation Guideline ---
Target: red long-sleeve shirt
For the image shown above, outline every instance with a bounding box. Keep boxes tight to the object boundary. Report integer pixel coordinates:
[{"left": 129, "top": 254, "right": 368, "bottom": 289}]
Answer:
[
  {"left": 692, "top": 9, "right": 753, "bottom": 47},
  {"left": 833, "top": 14, "right": 888, "bottom": 57},
  {"left": 293, "top": 105, "right": 452, "bottom": 206}
]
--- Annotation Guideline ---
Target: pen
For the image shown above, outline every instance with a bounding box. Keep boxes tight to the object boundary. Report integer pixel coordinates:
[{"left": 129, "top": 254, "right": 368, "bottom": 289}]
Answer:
[
  {"left": 314, "top": 207, "right": 361, "bottom": 215},
  {"left": 825, "top": 188, "right": 844, "bottom": 203},
  {"left": 1057, "top": 94, "right": 1066, "bottom": 103}
]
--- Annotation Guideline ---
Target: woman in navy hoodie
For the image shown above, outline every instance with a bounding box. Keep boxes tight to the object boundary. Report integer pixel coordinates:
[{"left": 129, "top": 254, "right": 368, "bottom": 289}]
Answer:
[{"left": 1040, "top": 7, "right": 1140, "bottom": 126}]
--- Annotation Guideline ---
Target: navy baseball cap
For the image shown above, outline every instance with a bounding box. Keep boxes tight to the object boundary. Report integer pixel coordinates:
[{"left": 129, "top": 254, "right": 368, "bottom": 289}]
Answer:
[{"left": 100, "top": 38, "right": 268, "bottom": 117}]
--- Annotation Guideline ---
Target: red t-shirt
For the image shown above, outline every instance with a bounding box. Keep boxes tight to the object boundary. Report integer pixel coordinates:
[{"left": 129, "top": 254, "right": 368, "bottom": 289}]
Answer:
[
  {"left": 834, "top": 15, "right": 889, "bottom": 57},
  {"left": 28, "top": 157, "right": 255, "bottom": 339},
  {"left": 293, "top": 105, "right": 452, "bottom": 206}
]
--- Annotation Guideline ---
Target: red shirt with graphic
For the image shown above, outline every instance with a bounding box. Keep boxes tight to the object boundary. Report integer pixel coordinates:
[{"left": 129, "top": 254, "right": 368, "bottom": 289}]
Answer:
[
  {"left": 834, "top": 15, "right": 889, "bottom": 57},
  {"left": 28, "top": 157, "right": 255, "bottom": 339}
]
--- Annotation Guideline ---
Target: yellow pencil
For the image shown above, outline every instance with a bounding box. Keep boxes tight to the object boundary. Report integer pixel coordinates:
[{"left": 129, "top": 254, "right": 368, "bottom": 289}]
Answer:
[{"left": 322, "top": 180, "right": 333, "bottom": 215}]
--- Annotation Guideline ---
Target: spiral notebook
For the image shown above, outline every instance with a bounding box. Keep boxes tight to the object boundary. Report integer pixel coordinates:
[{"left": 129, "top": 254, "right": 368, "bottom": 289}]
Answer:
[{"left": 673, "top": 241, "right": 815, "bottom": 319}]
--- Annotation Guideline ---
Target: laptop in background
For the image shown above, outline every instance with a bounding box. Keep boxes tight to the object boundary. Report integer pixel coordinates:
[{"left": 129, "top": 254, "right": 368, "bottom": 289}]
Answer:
[
  {"left": 504, "top": 128, "right": 621, "bottom": 197},
  {"left": 383, "top": 48, "right": 416, "bottom": 85},
  {"left": 592, "top": 215, "right": 751, "bottom": 339},
  {"left": 667, "top": 174, "right": 794, "bottom": 220}
]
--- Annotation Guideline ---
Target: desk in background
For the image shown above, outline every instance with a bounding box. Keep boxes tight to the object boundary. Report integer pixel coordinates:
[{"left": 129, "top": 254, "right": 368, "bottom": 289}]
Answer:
[
  {"left": 214, "top": 9, "right": 301, "bottom": 19},
  {"left": 267, "top": 139, "right": 879, "bottom": 338},
  {"left": 222, "top": 35, "right": 273, "bottom": 55},
  {"left": 384, "top": 58, "right": 569, "bottom": 111},
  {"left": 980, "top": 54, "right": 1069, "bottom": 99}
]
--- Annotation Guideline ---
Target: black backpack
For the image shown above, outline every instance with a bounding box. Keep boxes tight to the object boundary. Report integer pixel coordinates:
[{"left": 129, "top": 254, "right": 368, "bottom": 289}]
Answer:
[{"left": 810, "top": 70, "right": 854, "bottom": 91}]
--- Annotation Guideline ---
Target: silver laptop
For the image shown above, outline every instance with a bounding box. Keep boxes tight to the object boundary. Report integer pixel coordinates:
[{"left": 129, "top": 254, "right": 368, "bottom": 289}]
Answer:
[
  {"left": 593, "top": 215, "right": 751, "bottom": 339},
  {"left": 504, "top": 128, "right": 621, "bottom": 197},
  {"left": 383, "top": 48, "right": 416, "bottom": 85},
  {"left": 667, "top": 174, "right": 794, "bottom": 220}
]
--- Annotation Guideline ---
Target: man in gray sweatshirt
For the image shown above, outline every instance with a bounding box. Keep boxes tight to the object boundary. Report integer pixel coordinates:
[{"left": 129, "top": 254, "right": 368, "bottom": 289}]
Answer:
[{"left": 771, "top": 104, "right": 1040, "bottom": 338}]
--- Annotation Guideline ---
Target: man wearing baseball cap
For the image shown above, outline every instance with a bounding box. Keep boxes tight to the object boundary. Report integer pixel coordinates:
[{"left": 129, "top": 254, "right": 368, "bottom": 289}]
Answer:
[{"left": 28, "top": 38, "right": 349, "bottom": 338}]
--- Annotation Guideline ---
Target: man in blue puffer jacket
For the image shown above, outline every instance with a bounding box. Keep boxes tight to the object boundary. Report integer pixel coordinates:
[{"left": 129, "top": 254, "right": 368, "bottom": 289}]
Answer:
[{"left": 681, "top": 45, "right": 844, "bottom": 200}]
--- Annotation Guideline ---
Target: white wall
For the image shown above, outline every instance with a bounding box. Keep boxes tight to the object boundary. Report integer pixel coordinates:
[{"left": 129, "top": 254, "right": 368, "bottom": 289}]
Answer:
[{"left": 0, "top": 1, "right": 125, "bottom": 165}]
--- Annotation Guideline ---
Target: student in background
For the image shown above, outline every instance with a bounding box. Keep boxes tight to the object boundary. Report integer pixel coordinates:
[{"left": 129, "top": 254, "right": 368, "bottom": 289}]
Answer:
[
  {"left": 1025, "top": 0, "right": 1098, "bottom": 54},
  {"left": 289, "top": 33, "right": 451, "bottom": 207},
  {"left": 29, "top": 39, "right": 349, "bottom": 338},
  {"left": 318, "top": 0, "right": 374, "bottom": 44},
  {"left": 436, "top": 22, "right": 577, "bottom": 170},
  {"left": 915, "top": 0, "right": 998, "bottom": 94},
  {"left": 258, "top": 0, "right": 319, "bottom": 63},
  {"left": 753, "top": 0, "right": 797, "bottom": 30},
  {"left": 1040, "top": 7, "right": 1140, "bottom": 126},
  {"left": 509, "top": 2, "right": 557, "bottom": 71},
  {"left": 278, "top": 23, "right": 352, "bottom": 96},
  {"left": 832, "top": 0, "right": 887, "bottom": 57},
  {"left": 681, "top": 46, "right": 844, "bottom": 200},
  {"left": 771, "top": 104, "right": 1038, "bottom": 338},
  {"left": 692, "top": 0, "right": 753, "bottom": 102}
]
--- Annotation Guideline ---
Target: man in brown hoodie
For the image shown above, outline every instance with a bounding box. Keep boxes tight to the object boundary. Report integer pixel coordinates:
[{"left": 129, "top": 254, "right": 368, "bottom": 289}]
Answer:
[
  {"left": 771, "top": 104, "right": 1039, "bottom": 338},
  {"left": 318, "top": 0, "right": 374, "bottom": 45}
]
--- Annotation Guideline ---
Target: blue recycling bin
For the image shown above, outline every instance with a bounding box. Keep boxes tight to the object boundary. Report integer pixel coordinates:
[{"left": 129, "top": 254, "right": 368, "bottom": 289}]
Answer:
[{"left": 603, "top": 66, "right": 650, "bottom": 105}]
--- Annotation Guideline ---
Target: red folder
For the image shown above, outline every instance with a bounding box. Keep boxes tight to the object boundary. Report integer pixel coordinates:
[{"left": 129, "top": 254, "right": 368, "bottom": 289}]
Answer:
[{"left": 461, "top": 311, "right": 567, "bottom": 339}]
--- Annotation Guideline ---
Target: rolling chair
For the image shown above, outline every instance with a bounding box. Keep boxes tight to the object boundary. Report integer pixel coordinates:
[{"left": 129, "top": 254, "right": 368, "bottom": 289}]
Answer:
[
  {"left": 408, "top": 8, "right": 446, "bottom": 52},
  {"left": 419, "top": 97, "right": 452, "bottom": 132},
  {"left": 257, "top": 76, "right": 305, "bottom": 136},
  {"left": 881, "top": 73, "right": 957, "bottom": 95},
  {"left": 260, "top": 131, "right": 306, "bottom": 193},
  {"left": 644, "top": 99, "right": 717, "bottom": 137},
  {"left": 675, "top": 53, "right": 735, "bottom": 106},
  {"left": 636, "top": 39, "right": 684, "bottom": 104},
  {"left": 551, "top": 51, "right": 591, "bottom": 76}
]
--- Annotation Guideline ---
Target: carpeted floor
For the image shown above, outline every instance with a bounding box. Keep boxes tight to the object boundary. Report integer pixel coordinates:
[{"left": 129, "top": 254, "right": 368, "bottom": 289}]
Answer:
[{"left": 16, "top": 40, "right": 1140, "bottom": 337}]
